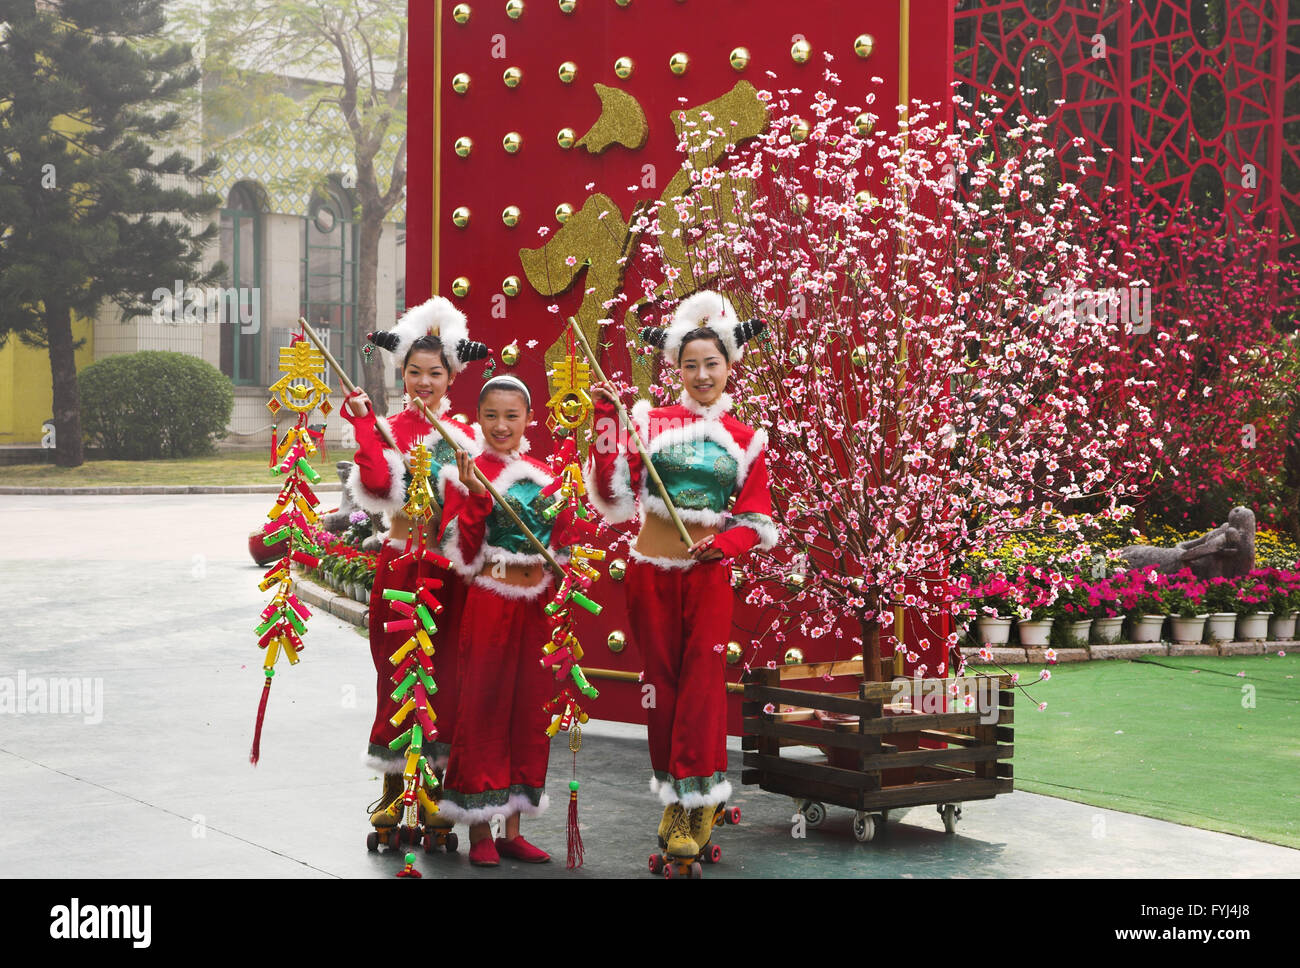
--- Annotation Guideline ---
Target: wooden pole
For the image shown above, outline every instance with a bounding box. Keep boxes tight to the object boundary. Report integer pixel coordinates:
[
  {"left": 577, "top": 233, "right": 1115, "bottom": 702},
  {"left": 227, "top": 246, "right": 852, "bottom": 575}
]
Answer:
[{"left": 564, "top": 315, "right": 694, "bottom": 548}]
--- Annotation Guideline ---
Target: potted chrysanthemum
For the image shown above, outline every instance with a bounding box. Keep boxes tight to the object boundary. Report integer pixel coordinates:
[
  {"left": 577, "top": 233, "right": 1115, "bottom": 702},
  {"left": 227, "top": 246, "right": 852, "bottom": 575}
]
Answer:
[
  {"left": 1202, "top": 576, "right": 1239, "bottom": 643},
  {"left": 1054, "top": 574, "right": 1094, "bottom": 647},
  {"left": 1233, "top": 572, "right": 1272, "bottom": 641},
  {"left": 1011, "top": 566, "right": 1058, "bottom": 647},
  {"left": 1116, "top": 567, "right": 1168, "bottom": 643},
  {"left": 1262, "top": 567, "right": 1300, "bottom": 640},
  {"left": 970, "top": 575, "right": 1016, "bottom": 645},
  {"left": 1163, "top": 570, "right": 1209, "bottom": 643}
]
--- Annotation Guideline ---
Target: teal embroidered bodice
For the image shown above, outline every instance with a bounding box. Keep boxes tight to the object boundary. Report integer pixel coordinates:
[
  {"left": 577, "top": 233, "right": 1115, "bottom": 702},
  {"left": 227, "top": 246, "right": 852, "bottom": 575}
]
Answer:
[
  {"left": 485, "top": 478, "right": 555, "bottom": 554},
  {"left": 648, "top": 439, "right": 739, "bottom": 511}
]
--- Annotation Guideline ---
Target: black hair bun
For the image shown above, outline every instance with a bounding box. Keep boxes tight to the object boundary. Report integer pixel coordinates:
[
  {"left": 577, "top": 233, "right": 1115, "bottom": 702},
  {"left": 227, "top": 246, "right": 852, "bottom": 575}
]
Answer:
[
  {"left": 735, "top": 317, "right": 766, "bottom": 346},
  {"left": 639, "top": 326, "right": 668, "bottom": 349},
  {"left": 456, "top": 339, "right": 490, "bottom": 363},
  {"left": 367, "top": 331, "right": 401, "bottom": 351}
]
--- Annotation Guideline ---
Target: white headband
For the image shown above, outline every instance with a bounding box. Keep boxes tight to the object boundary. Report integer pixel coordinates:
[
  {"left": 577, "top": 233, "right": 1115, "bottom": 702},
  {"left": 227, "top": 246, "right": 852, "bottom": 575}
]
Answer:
[{"left": 479, "top": 374, "right": 531, "bottom": 408}]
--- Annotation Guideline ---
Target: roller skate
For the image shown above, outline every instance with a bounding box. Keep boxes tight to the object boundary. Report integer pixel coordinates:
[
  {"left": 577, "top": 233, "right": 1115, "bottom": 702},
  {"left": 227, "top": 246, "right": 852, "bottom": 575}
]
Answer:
[
  {"left": 417, "top": 786, "right": 459, "bottom": 854},
  {"left": 365, "top": 774, "right": 418, "bottom": 853},
  {"left": 647, "top": 804, "right": 702, "bottom": 879},
  {"left": 693, "top": 802, "right": 742, "bottom": 865}
]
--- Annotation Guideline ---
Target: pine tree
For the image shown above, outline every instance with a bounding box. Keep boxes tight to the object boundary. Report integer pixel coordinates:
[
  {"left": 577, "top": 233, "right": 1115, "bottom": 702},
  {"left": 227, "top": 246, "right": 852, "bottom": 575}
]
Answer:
[{"left": 0, "top": 0, "right": 222, "bottom": 466}]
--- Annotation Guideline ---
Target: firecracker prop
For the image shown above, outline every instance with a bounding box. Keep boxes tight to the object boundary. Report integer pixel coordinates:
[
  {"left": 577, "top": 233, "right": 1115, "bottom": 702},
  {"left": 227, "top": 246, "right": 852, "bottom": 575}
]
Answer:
[
  {"left": 251, "top": 333, "right": 330, "bottom": 764},
  {"left": 377, "top": 443, "right": 452, "bottom": 870}
]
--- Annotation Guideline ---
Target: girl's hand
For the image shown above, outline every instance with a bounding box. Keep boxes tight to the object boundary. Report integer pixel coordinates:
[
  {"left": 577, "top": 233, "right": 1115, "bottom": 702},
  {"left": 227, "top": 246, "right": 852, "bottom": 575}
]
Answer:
[
  {"left": 345, "top": 389, "right": 372, "bottom": 417},
  {"left": 591, "top": 380, "right": 618, "bottom": 405},
  {"left": 457, "top": 450, "right": 486, "bottom": 496},
  {"left": 688, "top": 534, "right": 724, "bottom": 561}
]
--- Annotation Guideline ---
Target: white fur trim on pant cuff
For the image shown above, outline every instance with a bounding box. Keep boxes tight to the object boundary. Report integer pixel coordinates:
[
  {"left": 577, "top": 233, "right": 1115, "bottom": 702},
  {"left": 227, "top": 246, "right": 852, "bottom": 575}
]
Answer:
[
  {"left": 346, "top": 449, "right": 408, "bottom": 516},
  {"left": 656, "top": 778, "right": 734, "bottom": 808},
  {"left": 434, "top": 792, "right": 550, "bottom": 825},
  {"left": 364, "top": 750, "right": 407, "bottom": 773}
]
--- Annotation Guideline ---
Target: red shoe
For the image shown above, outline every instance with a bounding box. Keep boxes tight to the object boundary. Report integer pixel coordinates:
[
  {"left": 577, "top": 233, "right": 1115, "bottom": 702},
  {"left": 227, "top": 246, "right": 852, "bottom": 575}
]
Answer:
[
  {"left": 469, "top": 837, "right": 500, "bottom": 867},
  {"left": 495, "top": 835, "right": 550, "bottom": 863}
]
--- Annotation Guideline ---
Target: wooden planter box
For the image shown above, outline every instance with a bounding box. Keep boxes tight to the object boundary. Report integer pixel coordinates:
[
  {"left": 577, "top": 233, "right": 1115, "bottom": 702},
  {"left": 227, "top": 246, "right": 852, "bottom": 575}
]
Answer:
[{"left": 741, "top": 660, "right": 1014, "bottom": 841}]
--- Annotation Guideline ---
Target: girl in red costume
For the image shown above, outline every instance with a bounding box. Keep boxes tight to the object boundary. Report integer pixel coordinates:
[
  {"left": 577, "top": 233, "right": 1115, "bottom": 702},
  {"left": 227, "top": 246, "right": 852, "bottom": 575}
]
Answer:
[
  {"left": 437, "top": 375, "right": 569, "bottom": 867},
  {"left": 339, "top": 297, "right": 489, "bottom": 834},
  {"left": 587, "top": 290, "right": 776, "bottom": 864}
]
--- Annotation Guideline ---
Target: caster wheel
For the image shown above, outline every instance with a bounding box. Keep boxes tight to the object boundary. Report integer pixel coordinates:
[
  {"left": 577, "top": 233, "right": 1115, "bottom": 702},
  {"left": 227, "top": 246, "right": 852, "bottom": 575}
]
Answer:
[
  {"left": 366, "top": 832, "right": 379, "bottom": 852},
  {"left": 664, "top": 861, "right": 677, "bottom": 879},
  {"left": 689, "top": 862, "right": 703, "bottom": 879},
  {"left": 445, "top": 832, "right": 459, "bottom": 853},
  {"left": 422, "top": 832, "right": 434, "bottom": 854},
  {"left": 705, "top": 843, "right": 722, "bottom": 864},
  {"left": 940, "top": 803, "right": 959, "bottom": 834},
  {"left": 726, "top": 806, "right": 742, "bottom": 825},
  {"left": 852, "top": 811, "right": 875, "bottom": 843},
  {"left": 803, "top": 801, "right": 826, "bottom": 828},
  {"left": 649, "top": 853, "right": 664, "bottom": 875}
]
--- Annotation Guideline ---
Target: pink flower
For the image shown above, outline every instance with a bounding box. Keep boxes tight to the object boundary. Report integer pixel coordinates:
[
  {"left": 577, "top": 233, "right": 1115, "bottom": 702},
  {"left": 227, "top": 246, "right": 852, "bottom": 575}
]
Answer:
[
  {"left": 1037, "top": 701, "right": 1048, "bottom": 711},
  {"left": 762, "top": 702, "right": 776, "bottom": 715},
  {"left": 1039, "top": 669, "right": 1051, "bottom": 681}
]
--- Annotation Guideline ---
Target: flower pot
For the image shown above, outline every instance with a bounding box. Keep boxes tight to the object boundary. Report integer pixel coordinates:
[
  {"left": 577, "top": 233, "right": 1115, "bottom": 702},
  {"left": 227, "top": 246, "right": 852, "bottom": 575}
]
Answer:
[
  {"left": 1236, "top": 612, "right": 1271, "bottom": 641},
  {"left": 1016, "top": 618, "right": 1053, "bottom": 647},
  {"left": 1066, "top": 618, "right": 1093, "bottom": 647},
  {"left": 1130, "top": 614, "right": 1167, "bottom": 644},
  {"left": 1092, "top": 616, "right": 1125, "bottom": 644},
  {"left": 976, "top": 616, "right": 1013, "bottom": 646},
  {"left": 1268, "top": 612, "right": 1297, "bottom": 641},
  {"left": 1205, "top": 613, "right": 1237, "bottom": 643},
  {"left": 1170, "top": 614, "right": 1207, "bottom": 643}
]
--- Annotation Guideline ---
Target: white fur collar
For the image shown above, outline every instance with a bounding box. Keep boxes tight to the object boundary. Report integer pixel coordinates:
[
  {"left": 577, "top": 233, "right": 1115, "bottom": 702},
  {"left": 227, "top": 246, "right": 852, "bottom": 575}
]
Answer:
[
  {"left": 480, "top": 433, "right": 531, "bottom": 462},
  {"left": 677, "top": 390, "right": 733, "bottom": 420},
  {"left": 403, "top": 395, "right": 452, "bottom": 420}
]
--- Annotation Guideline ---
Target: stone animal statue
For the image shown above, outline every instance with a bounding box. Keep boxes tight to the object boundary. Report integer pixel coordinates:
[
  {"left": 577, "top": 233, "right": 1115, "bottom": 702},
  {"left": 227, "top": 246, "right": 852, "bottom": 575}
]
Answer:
[
  {"left": 321, "top": 459, "right": 388, "bottom": 551},
  {"left": 1119, "top": 506, "right": 1256, "bottom": 579}
]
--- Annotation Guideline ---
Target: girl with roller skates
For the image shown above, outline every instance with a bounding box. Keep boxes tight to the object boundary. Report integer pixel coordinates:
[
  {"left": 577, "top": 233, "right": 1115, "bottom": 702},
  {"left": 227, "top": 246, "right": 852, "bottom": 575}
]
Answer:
[
  {"left": 340, "top": 297, "right": 489, "bottom": 851},
  {"left": 436, "top": 374, "right": 570, "bottom": 867},
  {"left": 586, "top": 290, "right": 776, "bottom": 877}
]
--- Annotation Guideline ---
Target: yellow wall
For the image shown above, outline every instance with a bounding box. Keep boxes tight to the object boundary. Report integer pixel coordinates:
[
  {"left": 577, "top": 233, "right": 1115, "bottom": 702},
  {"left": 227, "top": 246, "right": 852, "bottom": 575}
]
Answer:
[{"left": 0, "top": 313, "right": 96, "bottom": 445}]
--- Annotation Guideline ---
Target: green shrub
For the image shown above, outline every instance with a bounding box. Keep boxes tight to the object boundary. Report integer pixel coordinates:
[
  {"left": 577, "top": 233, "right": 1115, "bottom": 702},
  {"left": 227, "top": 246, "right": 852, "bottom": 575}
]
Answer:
[{"left": 79, "top": 352, "right": 234, "bottom": 458}]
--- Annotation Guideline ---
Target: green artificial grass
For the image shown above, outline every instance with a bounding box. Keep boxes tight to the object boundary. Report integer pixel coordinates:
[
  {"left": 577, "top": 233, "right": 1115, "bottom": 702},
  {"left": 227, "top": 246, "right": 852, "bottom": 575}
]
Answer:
[
  {"left": 0, "top": 450, "right": 325, "bottom": 486},
  {"left": 1004, "top": 651, "right": 1300, "bottom": 848}
]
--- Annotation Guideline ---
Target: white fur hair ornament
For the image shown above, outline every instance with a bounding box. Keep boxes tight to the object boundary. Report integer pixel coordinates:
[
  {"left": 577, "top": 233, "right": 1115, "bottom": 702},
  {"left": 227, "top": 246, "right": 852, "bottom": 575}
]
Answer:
[
  {"left": 365, "top": 296, "right": 489, "bottom": 374},
  {"left": 639, "top": 289, "right": 766, "bottom": 366}
]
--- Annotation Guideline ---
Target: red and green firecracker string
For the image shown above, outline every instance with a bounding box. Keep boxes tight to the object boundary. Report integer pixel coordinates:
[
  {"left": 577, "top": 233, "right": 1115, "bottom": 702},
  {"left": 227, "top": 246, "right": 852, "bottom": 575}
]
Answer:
[
  {"left": 250, "top": 333, "right": 331, "bottom": 764},
  {"left": 378, "top": 443, "right": 449, "bottom": 874}
]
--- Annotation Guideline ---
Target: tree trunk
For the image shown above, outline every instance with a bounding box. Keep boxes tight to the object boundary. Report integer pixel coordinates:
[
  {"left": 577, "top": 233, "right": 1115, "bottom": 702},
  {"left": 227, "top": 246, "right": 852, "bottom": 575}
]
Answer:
[
  {"left": 44, "top": 299, "right": 84, "bottom": 467},
  {"left": 860, "top": 611, "right": 882, "bottom": 683},
  {"left": 356, "top": 207, "right": 388, "bottom": 416}
]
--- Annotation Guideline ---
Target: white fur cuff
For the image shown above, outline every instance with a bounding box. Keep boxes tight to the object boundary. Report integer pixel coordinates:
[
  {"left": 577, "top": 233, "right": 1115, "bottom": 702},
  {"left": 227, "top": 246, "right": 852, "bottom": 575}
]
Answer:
[
  {"left": 434, "top": 792, "right": 550, "bottom": 825},
  {"left": 364, "top": 750, "right": 407, "bottom": 773},
  {"left": 651, "top": 775, "right": 734, "bottom": 808},
  {"left": 345, "top": 449, "right": 408, "bottom": 517}
]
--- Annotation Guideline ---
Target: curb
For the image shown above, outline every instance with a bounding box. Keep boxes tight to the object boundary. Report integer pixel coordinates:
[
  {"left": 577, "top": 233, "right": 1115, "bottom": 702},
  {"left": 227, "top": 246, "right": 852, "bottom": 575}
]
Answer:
[
  {"left": 975, "top": 639, "right": 1294, "bottom": 664},
  {"left": 293, "top": 574, "right": 368, "bottom": 627},
  {"left": 0, "top": 484, "right": 344, "bottom": 495}
]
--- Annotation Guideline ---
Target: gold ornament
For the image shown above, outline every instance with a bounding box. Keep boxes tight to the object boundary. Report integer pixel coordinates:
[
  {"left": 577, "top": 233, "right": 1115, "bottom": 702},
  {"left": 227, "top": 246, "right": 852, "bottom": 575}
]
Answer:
[
  {"left": 557, "top": 127, "right": 576, "bottom": 149},
  {"left": 453, "top": 413, "right": 470, "bottom": 424},
  {"left": 574, "top": 83, "right": 649, "bottom": 154},
  {"left": 502, "top": 276, "right": 521, "bottom": 298},
  {"left": 608, "top": 558, "right": 627, "bottom": 581},
  {"left": 451, "top": 277, "right": 470, "bottom": 298},
  {"left": 855, "top": 190, "right": 874, "bottom": 209},
  {"left": 729, "top": 47, "right": 750, "bottom": 71},
  {"left": 850, "top": 344, "right": 868, "bottom": 367},
  {"left": 502, "top": 131, "right": 522, "bottom": 153},
  {"left": 785, "top": 572, "right": 807, "bottom": 591},
  {"left": 850, "top": 653, "right": 863, "bottom": 662},
  {"left": 268, "top": 340, "right": 331, "bottom": 414},
  {"left": 545, "top": 348, "right": 592, "bottom": 430},
  {"left": 726, "top": 642, "right": 743, "bottom": 666},
  {"left": 506, "top": 0, "right": 524, "bottom": 18},
  {"left": 791, "top": 39, "right": 812, "bottom": 63},
  {"left": 503, "top": 66, "right": 523, "bottom": 88},
  {"left": 454, "top": 136, "right": 473, "bottom": 157},
  {"left": 614, "top": 56, "right": 634, "bottom": 79},
  {"left": 790, "top": 118, "right": 810, "bottom": 143},
  {"left": 452, "top": 4, "right": 472, "bottom": 24},
  {"left": 452, "top": 73, "right": 471, "bottom": 95},
  {"left": 501, "top": 205, "right": 521, "bottom": 227},
  {"left": 854, "top": 33, "right": 875, "bottom": 59},
  {"left": 555, "top": 202, "right": 574, "bottom": 223},
  {"left": 668, "top": 52, "right": 689, "bottom": 75},
  {"left": 854, "top": 112, "right": 874, "bottom": 137},
  {"left": 615, "top": 0, "right": 631, "bottom": 6},
  {"left": 607, "top": 630, "right": 627, "bottom": 654},
  {"left": 791, "top": 192, "right": 809, "bottom": 215},
  {"left": 451, "top": 206, "right": 471, "bottom": 228},
  {"left": 731, "top": 566, "right": 745, "bottom": 588},
  {"left": 784, "top": 648, "right": 805, "bottom": 666},
  {"left": 558, "top": 61, "right": 577, "bottom": 84},
  {"left": 559, "top": 0, "right": 576, "bottom": 11},
  {"left": 501, "top": 341, "right": 521, "bottom": 365}
]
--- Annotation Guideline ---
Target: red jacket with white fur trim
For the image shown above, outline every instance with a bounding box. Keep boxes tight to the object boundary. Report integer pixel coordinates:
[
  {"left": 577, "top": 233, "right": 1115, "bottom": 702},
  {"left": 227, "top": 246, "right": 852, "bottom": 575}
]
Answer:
[
  {"left": 340, "top": 396, "right": 481, "bottom": 524},
  {"left": 584, "top": 391, "right": 777, "bottom": 559}
]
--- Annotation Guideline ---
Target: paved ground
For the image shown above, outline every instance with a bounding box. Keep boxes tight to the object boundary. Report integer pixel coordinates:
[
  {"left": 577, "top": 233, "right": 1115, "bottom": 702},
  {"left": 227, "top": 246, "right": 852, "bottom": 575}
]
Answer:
[{"left": 2, "top": 494, "right": 1297, "bottom": 878}]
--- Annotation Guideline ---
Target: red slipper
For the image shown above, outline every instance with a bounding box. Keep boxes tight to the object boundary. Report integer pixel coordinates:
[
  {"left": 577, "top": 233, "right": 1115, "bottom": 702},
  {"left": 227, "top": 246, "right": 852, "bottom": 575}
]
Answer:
[
  {"left": 495, "top": 835, "right": 550, "bottom": 863},
  {"left": 469, "top": 837, "right": 500, "bottom": 867}
]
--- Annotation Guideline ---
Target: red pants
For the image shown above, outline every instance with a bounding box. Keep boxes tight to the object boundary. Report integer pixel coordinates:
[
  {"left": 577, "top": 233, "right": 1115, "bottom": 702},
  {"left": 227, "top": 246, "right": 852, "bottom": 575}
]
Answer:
[
  {"left": 366, "top": 540, "right": 467, "bottom": 771},
  {"left": 625, "top": 556, "right": 734, "bottom": 807},
  {"left": 438, "top": 578, "right": 555, "bottom": 823}
]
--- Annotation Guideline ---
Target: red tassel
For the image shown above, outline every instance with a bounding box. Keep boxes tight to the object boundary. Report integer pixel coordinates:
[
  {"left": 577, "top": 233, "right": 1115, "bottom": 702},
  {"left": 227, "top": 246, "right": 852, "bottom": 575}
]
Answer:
[
  {"left": 566, "top": 783, "right": 584, "bottom": 869},
  {"left": 249, "top": 674, "right": 273, "bottom": 765},
  {"left": 269, "top": 428, "right": 277, "bottom": 469}
]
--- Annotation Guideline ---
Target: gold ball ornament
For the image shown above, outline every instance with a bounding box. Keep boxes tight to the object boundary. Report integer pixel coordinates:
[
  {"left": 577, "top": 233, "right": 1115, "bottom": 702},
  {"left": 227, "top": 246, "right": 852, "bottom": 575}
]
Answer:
[
  {"left": 731, "top": 566, "right": 745, "bottom": 589},
  {"left": 615, "top": 0, "right": 631, "bottom": 6},
  {"left": 854, "top": 112, "right": 874, "bottom": 137},
  {"left": 559, "top": 0, "right": 576, "bottom": 12},
  {"left": 729, "top": 47, "right": 750, "bottom": 71},
  {"left": 784, "top": 648, "right": 805, "bottom": 665},
  {"left": 854, "top": 33, "right": 875, "bottom": 59},
  {"left": 454, "top": 137, "right": 473, "bottom": 158},
  {"left": 452, "top": 73, "right": 471, "bottom": 95},
  {"left": 608, "top": 558, "right": 627, "bottom": 581},
  {"left": 503, "top": 66, "right": 523, "bottom": 88},
  {"left": 607, "top": 630, "right": 627, "bottom": 654},
  {"left": 789, "top": 118, "right": 810, "bottom": 143},
  {"left": 451, "top": 206, "right": 471, "bottom": 228},
  {"left": 851, "top": 344, "right": 868, "bottom": 367},
  {"left": 785, "top": 572, "right": 807, "bottom": 591},
  {"left": 502, "top": 276, "right": 521, "bottom": 298},
  {"left": 791, "top": 192, "right": 810, "bottom": 215},
  {"left": 726, "top": 642, "right": 743, "bottom": 666},
  {"left": 451, "top": 277, "right": 471, "bottom": 297},
  {"left": 453, "top": 413, "right": 470, "bottom": 424},
  {"left": 501, "top": 205, "right": 521, "bottom": 227},
  {"left": 558, "top": 61, "right": 577, "bottom": 84},
  {"left": 791, "top": 39, "right": 812, "bottom": 63},
  {"left": 501, "top": 340, "right": 521, "bottom": 365},
  {"left": 855, "top": 190, "right": 875, "bottom": 209},
  {"left": 452, "top": 4, "right": 472, "bottom": 24},
  {"left": 502, "top": 132, "right": 522, "bottom": 153},
  {"left": 555, "top": 202, "right": 574, "bottom": 223},
  {"left": 506, "top": 0, "right": 524, "bottom": 18},
  {"left": 614, "top": 57, "right": 634, "bottom": 79},
  {"left": 668, "top": 52, "right": 689, "bottom": 75},
  {"left": 557, "top": 127, "right": 576, "bottom": 149}
]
